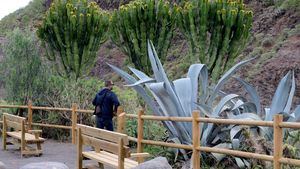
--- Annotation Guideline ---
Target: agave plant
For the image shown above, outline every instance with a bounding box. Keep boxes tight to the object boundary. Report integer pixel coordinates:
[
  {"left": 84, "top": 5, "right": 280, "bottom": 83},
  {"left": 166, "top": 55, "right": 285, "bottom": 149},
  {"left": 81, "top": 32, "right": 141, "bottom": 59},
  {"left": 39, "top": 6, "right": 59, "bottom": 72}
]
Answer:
[{"left": 109, "top": 41, "right": 299, "bottom": 168}]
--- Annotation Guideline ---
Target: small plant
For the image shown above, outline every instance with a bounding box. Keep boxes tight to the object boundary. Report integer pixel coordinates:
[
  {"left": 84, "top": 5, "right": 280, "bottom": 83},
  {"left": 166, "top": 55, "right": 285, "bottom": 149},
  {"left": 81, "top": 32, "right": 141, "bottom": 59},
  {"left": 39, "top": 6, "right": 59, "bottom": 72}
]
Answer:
[{"left": 0, "top": 29, "right": 48, "bottom": 106}]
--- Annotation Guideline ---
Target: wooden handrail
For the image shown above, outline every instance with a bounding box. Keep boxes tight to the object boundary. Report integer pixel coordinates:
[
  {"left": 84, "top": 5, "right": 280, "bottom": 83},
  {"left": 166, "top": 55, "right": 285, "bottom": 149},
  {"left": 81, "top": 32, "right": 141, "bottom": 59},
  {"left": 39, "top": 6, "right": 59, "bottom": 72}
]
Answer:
[
  {"left": 31, "top": 123, "right": 72, "bottom": 129},
  {"left": 198, "top": 146, "right": 273, "bottom": 161},
  {"left": 2, "top": 103, "right": 300, "bottom": 168}
]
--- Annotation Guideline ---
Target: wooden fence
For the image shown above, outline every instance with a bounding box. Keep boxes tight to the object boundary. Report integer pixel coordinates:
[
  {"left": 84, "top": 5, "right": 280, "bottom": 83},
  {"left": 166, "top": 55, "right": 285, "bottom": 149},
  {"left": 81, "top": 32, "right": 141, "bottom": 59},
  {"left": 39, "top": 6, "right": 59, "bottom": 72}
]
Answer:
[
  {"left": 1, "top": 102, "right": 300, "bottom": 169},
  {"left": 118, "top": 110, "right": 300, "bottom": 169}
]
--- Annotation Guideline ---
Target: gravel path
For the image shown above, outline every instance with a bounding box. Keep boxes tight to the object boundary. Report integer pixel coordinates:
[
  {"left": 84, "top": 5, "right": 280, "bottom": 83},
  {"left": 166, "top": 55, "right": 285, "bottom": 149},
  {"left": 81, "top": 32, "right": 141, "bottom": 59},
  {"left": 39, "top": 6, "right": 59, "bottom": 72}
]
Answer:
[{"left": 0, "top": 138, "right": 112, "bottom": 169}]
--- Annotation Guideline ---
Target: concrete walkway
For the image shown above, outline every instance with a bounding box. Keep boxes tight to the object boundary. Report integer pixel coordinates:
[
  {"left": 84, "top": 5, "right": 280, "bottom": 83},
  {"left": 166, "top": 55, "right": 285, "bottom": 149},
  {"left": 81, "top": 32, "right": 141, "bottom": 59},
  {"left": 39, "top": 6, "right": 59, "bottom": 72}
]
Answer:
[{"left": 0, "top": 138, "right": 108, "bottom": 169}]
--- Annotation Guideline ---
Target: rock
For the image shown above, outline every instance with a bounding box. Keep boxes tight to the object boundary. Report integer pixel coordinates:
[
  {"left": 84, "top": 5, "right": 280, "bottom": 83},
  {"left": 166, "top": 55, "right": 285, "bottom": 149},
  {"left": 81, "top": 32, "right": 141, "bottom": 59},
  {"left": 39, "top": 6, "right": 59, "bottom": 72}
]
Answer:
[
  {"left": 132, "top": 157, "right": 172, "bottom": 169},
  {"left": 20, "top": 162, "right": 69, "bottom": 169},
  {"left": 181, "top": 159, "right": 191, "bottom": 169},
  {"left": 0, "top": 161, "right": 6, "bottom": 169}
]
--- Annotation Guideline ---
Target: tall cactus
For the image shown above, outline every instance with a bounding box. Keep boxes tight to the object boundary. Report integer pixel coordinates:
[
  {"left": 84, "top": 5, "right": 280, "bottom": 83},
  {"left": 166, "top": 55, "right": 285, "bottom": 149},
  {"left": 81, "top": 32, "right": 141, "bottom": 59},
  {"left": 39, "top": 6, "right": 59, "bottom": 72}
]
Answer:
[
  {"left": 110, "top": 0, "right": 176, "bottom": 74},
  {"left": 176, "top": 0, "right": 253, "bottom": 80},
  {"left": 37, "top": 0, "right": 109, "bottom": 79}
]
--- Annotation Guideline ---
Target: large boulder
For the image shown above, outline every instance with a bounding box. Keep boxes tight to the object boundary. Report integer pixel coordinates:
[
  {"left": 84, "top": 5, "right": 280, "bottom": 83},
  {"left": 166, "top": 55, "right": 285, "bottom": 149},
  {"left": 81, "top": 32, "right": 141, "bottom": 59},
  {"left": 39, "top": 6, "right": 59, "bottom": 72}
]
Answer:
[
  {"left": 132, "top": 157, "right": 172, "bottom": 169},
  {"left": 20, "top": 162, "right": 69, "bottom": 169},
  {"left": 0, "top": 161, "right": 6, "bottom": 169}
]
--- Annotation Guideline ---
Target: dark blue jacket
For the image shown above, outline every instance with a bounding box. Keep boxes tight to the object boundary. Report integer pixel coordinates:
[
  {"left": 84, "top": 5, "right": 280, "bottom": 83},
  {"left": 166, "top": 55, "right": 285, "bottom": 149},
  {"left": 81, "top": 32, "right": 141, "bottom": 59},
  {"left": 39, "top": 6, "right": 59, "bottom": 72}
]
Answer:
[{"left": 92, "top": 88, "right": 120, "bottom": 119}]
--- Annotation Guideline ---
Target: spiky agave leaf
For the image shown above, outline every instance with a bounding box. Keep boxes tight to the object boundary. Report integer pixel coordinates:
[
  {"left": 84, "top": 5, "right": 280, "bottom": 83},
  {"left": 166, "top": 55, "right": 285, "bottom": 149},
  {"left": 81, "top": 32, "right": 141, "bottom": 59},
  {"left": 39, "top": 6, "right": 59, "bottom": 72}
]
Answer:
[
  {"left": 148, "top": 82, "right": 192, "bottom": 143},
  {"left": 187, "top": 64, "right": 208, "bottom": 106},
  {"left": 288, "top": 106, "right": 300, "bottom": 122},
  {"left": 208, "top": 57, "right": 255, "bottom": 107},
  {"left": 234, "top": 77, "right": 262, "bottom": 115},
  {"left": 267, "top": 71, "right": 295, "bottom": 121}
]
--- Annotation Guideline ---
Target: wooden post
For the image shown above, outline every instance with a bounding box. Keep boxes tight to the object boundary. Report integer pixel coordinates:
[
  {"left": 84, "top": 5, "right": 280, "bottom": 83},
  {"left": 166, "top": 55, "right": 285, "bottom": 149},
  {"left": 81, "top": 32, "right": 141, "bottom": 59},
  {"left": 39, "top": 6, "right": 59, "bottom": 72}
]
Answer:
[
  {"left": 77, "top": 127, "right": 83, "bottom": 169},
  {"left": 274, "top": 114, "right": 283, "bottom": 169},
  {"left": 117, "top": 106, "right": 124, "bottom": 116},
  {"left": 21, "top": 120, "right": 26, "bottom": 157},
  {"left": 118, "top": 137, "right": 125, "bottom": 169},
  {"left": 2, "top": 115, "right": 6, "bottom": 150},
  {"left": 27, "top": 100, "right": 33, "bottom": 130},
  {"left": 192, "top": 111, "right": 201, "bottom": 169},
  {"left": 117, "top": 112, "right": 126, "bottom": 134},
  {"left": 72, "top": 103, "right": 77, "bottom": 144},
  {"left": 137, "top": 109, "right": 144, "bottom": 163}
]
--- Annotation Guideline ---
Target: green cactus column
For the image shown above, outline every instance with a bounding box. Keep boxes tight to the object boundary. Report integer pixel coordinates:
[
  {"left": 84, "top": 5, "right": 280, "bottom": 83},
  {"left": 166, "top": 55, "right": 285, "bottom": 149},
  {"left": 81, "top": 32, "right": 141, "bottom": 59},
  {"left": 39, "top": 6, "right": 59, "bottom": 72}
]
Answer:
[
  {"left": 37, "top": 0, "right": 109, "bottom": 79},
  {"left": 176, "top": 0, "right": 253, "bottom": 80},
  {"left": 110, "top": 0, "right": 176, "bottom": 74}
]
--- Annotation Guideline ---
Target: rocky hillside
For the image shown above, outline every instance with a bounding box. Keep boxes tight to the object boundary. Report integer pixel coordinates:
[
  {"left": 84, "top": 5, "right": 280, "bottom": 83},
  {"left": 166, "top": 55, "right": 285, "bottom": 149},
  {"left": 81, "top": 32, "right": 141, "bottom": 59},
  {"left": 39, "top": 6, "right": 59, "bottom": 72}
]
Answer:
[
  {"left": 228, "top": 0, "right": 300, "bottom": 108},
  {"left": 0, "top": 0, "right": 299, "bottom": 109}
]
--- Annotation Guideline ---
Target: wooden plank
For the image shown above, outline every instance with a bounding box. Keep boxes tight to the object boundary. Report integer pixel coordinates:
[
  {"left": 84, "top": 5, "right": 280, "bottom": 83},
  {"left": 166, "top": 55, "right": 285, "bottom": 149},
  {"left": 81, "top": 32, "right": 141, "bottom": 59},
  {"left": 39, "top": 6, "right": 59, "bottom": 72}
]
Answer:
[
  {"left": 6, "top": 120, "right": 23, "bottom": 131},
  {"left": 21, "top": 149, "right": 43, "bottom": 155},
  {"left": 274, "top": 115, "right": 283, "bottom": 169},
  {"left": 141, "top": 115, "right": 193, "bottom": 122},
  {"left": 0, "top": 105, "right": 28, "bottom": 109},
  {"left": 192, "top": 111, "right": 200, "bottom": 169},
  {"left": 82, "top": 151, "right": 138, "bottom": 169},
  {"left": 77, "top": 124, "right": 128, "bottom": 145},
  {"left": 197, "top": 117, "right": 273, "bottom": 127},
  {"left": 32, "top": 123, "right": 72, "bottom": 129},
  {"left": 141, "top": 139, "right": 193, "bottom": 150},
  {"left": 198, "top": 146, "right": 274, "bottom": 161},
  {"left": 3, "top": 113, "right": 25, "bottom": 123},
  {"left": 130, "top": 153, "right": 150, "bottom": 158},
  {"left": 99, "top": 151, "right": 138, "bottom": 166},
  {"left": 7, "top": 132, "right": 45, "bottom": 143},
  {"left": 279, "top": 158, "right": 300, "bottom": 166},
  {"left": 75, "top": 109, "right": 93, "bottom": 114},
  {"left": 279, "top": 122, "right": 300, "bottom": 129},
  {"left": 31, "top": 106, "right": 72, "bottom": 112},
  {"left": 81, "top": 134, "right": 131, "bottom": 158}
]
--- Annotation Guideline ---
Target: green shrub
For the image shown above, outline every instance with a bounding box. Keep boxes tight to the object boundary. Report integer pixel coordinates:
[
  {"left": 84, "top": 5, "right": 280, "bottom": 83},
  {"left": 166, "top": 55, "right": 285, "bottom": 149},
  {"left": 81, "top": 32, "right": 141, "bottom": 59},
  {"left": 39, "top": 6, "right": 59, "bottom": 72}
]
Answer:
[{"left": 0, "top": 29, "right": 49, "bottom": 106}]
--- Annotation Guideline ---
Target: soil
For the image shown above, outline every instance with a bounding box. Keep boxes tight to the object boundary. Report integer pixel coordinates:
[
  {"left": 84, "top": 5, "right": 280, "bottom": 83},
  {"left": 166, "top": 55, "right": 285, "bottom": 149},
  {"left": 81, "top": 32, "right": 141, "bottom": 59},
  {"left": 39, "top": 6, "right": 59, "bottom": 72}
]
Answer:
[{"left": 224, "top": 1, "right": 300, "bottom": 109}]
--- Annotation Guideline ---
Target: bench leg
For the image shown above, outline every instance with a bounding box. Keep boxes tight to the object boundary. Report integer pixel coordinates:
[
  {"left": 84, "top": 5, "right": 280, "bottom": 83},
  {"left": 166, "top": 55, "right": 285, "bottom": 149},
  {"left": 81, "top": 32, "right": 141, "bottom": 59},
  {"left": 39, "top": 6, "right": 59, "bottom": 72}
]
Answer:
[
  {"left": 98, "top": 163, "right": 104, "bottom": 169},
  {"left": 2, "top": 134, "right": 6, "bottom": 150},
  {"left": 36, "top": 143, "right": 42, "bottom": 153}
]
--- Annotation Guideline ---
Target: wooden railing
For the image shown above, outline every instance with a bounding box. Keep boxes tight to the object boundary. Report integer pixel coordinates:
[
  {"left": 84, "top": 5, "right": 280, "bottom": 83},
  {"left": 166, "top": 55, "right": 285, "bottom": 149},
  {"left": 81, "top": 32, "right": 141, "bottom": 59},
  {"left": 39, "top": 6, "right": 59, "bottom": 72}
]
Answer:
[
  {"left": 118, "top": 110, "right": 300, "bottom": 169},
  {"left": 0, "top": 101, "right": 96, "bottom": 144},
  {"left": 1, "top": 102, "right": 300, "bottom": 169}
]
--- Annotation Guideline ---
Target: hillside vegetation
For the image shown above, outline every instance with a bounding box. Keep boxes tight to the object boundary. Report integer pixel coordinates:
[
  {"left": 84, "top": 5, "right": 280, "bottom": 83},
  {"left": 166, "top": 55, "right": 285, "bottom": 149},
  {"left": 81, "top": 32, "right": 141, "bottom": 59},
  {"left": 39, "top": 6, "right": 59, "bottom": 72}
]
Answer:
[{"left": 0, "top": 0, "right": 299, "bottom": 168}]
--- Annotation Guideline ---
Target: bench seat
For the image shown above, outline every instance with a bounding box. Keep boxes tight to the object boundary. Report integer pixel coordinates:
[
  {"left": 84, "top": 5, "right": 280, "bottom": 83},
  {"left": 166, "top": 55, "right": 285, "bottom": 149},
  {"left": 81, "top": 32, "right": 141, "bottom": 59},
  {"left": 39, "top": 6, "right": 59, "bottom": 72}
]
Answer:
[
  {"left": 82, "top": 151, "right": 138, "bottom": 169},
  {"left": 7, "top": 131, "right": 45, "bottom": 143}
]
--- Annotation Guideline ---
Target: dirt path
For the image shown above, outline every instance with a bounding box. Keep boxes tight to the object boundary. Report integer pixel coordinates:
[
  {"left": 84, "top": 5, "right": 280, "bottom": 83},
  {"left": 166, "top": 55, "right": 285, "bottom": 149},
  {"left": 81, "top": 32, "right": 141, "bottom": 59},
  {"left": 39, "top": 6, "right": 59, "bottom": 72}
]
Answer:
[{"left": 0, "top": 139, "right": 112, "bottom": 169}]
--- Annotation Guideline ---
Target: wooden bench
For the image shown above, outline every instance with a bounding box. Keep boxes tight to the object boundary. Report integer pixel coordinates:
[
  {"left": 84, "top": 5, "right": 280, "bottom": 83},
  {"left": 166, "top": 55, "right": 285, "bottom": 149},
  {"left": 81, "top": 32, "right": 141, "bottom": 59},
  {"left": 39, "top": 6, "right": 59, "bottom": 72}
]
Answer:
[
  {"left": 2, "top": 113, "right": 45, "bottom": 156},
  {"left": 77, "top": 124, "right": 149, "bottom": 169}
]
